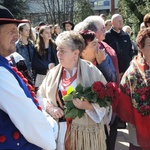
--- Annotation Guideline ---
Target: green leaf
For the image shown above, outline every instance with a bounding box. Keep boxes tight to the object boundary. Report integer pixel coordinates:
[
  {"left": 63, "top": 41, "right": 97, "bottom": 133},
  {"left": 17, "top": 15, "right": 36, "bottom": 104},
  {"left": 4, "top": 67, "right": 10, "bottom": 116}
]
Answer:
[
  {"left": 78, "top": 109, "right": 85, "bottom": 118},
  {"left": 84, "top": 87, "right": 91, "bottom": 93},
  {"left": 97, "top": 99, "right": 105, "bottom": 107},
  {"left": 75, "top": 83, "right": 84, "bottom": 93},
  {"left": 64, "top": 107, "right": 68, "bottom": 114},
  {"left": 63, "top": 94, "right": 74, "bottom": 101},
  {"left": 104, "top": 100, "right": 111, "bottom": 107},
  {"left": 65, "top": 108, "right": 78, "bottom": 119},
  {"left": 88, "top": 94, "right": 97, "bottom": 103},
  {"left": 65, "top": 101, "right": 75, "bottom": 109},
  {"left": 72, "top": 92, "right": 81, "bottom": 98}
]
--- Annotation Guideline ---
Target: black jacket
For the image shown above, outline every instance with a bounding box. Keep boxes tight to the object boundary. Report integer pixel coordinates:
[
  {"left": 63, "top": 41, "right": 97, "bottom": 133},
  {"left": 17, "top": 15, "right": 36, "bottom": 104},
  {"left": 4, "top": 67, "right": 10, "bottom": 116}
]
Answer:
[
  {"left": 32, "top": 41, "right": 58, "bottom": 75},
  {"left": 104, "top": 28, "right": 133, "bottom": 73}
]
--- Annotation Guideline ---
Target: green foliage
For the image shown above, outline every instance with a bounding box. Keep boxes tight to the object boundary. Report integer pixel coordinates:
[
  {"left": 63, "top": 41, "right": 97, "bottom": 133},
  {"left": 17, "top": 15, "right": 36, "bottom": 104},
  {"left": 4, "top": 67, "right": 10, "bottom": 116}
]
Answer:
[
  {"left": 118, "top": 0, "right": 150, "bottom": 39},
  {"left": 74, "top": 0, "right": 94, "bottom": 24},
  {"left": 0, "top": 0, "right": 28, "bottom": 19}
]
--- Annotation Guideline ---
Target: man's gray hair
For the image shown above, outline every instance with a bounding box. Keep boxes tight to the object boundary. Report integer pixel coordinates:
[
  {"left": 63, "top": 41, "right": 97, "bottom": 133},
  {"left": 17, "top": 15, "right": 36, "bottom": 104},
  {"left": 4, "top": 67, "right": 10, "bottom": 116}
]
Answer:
[{"left": 82, "top": 15, "right": 104, "bottom": 32}]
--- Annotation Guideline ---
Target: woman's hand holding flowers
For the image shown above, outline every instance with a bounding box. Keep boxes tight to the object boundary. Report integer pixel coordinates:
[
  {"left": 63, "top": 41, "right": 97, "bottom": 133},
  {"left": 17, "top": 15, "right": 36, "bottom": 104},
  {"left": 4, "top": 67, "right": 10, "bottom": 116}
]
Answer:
[{"left": 73, "top": 98, "right": 94, "bottom": 110}]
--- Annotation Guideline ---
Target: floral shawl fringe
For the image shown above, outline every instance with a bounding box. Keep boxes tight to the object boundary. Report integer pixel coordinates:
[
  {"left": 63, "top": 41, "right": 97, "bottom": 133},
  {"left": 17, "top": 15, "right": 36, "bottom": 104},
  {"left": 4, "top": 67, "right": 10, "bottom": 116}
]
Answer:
[{"left": 113, "top": 52, "right": 150, "bottom": 149}]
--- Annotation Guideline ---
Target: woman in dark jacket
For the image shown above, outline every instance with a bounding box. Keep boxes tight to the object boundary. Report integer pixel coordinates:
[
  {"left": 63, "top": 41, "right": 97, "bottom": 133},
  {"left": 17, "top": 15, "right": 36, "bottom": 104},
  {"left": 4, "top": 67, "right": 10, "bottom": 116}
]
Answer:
[
  {"left": 32, "top": 25, "right": 58, "bottom": 90},
  {"left": 16, "top": 23, "right": 36, "bottom": 85}
]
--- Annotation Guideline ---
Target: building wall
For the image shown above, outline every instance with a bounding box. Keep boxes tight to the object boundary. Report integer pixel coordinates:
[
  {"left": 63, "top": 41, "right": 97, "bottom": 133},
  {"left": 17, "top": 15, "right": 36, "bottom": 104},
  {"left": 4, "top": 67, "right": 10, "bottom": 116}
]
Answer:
[{"left": 89, "top": 0, "right": 118, "bottom": 15}]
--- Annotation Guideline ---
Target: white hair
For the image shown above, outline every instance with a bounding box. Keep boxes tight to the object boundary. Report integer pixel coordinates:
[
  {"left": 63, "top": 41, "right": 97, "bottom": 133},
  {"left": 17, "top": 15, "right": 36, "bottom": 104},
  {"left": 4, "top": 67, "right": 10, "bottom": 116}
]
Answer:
[
  {"left": 84, "top": 15, "right": 104, "bottom": 25},
  {"left": 82, "top": 15, "right": 104, "bottom": 32}
]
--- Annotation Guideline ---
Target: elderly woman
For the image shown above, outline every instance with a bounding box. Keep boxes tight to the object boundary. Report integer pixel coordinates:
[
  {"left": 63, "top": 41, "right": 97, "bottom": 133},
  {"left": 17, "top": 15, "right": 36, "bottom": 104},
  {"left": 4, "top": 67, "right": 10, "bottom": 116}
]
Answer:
[
  {"left": 114, "top": 28, "right": 150, "bottom": 150},
  {"left": 37, "top": 31, "right": 111, "bottom": 150}
]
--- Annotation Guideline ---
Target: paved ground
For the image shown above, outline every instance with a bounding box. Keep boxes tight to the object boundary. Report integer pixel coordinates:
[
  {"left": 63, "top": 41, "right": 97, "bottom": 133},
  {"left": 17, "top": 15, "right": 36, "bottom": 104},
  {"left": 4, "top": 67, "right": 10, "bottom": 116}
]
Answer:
[{"left": 115, "top": 127, "right": 130, "bottom": 150}]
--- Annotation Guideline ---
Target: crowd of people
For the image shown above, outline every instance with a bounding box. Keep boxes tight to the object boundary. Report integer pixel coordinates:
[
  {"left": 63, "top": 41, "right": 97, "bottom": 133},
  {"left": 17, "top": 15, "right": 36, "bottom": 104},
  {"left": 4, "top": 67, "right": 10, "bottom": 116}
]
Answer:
[{"left": 1, "top": 4, "right": 150, "bottom": 150}]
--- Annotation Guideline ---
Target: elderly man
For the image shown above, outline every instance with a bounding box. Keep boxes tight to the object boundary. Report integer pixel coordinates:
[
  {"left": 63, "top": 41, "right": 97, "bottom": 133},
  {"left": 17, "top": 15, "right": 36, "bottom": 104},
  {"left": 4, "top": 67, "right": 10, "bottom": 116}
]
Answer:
[
  {"left": 0, "top": 5, "right": 57, "bottom": 150},
  {"left": 82, "top": 16, "right": 119, "bottom": 85},
  {"left": 104, "top": 14, "right": 133, "bottom": 77}
]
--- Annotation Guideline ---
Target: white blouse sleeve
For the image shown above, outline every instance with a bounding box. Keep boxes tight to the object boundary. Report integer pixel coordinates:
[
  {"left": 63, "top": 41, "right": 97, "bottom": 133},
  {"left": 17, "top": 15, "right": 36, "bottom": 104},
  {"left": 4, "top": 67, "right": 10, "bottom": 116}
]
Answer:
[
  {"left": 85, "top": 103, "right": 112, "bottom": 124},
  {"left": 0, "top": 67, "right": 57, "bottom": 150}
]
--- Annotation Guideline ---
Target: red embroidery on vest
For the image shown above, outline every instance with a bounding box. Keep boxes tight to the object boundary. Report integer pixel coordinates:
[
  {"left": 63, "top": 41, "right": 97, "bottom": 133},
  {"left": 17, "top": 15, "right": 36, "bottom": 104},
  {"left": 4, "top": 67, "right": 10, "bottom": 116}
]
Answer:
[
  {"left": 13, "top": 132, "right": 20, "bottom": 140},
  {"left": 11, "top": 67, "right": 42, "bottom": 111},
  {"left": 0, "top": 135, "right": 6, "bottom": 143}
]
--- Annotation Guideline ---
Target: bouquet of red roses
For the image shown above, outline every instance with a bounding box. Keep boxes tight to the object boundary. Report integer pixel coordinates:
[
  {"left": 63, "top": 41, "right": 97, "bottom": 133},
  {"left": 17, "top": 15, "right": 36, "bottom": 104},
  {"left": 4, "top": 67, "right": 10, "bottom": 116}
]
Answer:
[{"left": 62, "top": 81, "right": 118, "bottom": 119}]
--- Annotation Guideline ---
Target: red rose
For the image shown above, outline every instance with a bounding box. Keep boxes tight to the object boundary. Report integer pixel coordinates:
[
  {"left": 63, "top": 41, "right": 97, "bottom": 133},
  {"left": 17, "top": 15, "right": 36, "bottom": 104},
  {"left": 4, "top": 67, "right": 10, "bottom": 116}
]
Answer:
[
  {"left": 106, "top": 82, "right": 117, "bottom": 97},
  {"left": 92, "top": 81, "right": 104, "bottom": 92},
  {"left": 97, "top": 87, "right": 106, "bottom": 99},
  {"left": 106, "top": 88, "right": 113, "bottom": 97}
]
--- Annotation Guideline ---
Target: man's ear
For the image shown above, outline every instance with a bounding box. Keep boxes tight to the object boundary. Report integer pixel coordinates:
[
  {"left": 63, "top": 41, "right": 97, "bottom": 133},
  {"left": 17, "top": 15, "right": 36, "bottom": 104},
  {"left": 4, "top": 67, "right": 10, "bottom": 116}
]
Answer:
[{"left": 74, "top": 49, "right": 80, "bottom": 56}]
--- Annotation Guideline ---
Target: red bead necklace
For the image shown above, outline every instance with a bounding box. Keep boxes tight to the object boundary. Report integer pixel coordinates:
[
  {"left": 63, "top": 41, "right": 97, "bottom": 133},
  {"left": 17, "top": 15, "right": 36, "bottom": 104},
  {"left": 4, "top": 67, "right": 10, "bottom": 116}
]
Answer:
[
  {"left": 11, "top": 67, "right": 42, "bottom": 111},
  {"left": 61, "top": 68, "right": 77, "bottom": 89}
]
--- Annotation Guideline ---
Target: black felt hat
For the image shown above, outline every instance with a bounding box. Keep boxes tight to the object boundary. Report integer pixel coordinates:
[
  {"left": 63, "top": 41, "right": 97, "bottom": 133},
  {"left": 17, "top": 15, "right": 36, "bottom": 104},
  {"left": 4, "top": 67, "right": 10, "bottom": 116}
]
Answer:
[
  {"left": 62, "top": 20, "right": 74, "bottom": 30},
  {"left": 0, "top": 5, "right": 29, "bottom": 25}
]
